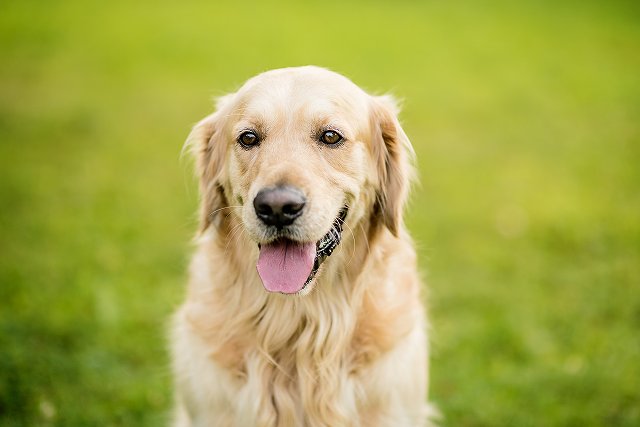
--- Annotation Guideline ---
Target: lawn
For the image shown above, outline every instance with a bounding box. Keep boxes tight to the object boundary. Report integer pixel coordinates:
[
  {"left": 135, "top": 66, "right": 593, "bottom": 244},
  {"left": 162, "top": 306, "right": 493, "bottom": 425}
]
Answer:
[{"left": 1, "top": 0, "right": 638, "bottom": 425}]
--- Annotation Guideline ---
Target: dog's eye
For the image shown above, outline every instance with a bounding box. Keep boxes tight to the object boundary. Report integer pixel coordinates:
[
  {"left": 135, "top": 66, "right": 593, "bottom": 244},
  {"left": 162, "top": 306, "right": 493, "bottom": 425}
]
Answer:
[
  {"left": 238, "top": 131, "right": 259, "bottom": 147},
  {"left": 320, "top": 130, "right": 343, "bottom": 145}
]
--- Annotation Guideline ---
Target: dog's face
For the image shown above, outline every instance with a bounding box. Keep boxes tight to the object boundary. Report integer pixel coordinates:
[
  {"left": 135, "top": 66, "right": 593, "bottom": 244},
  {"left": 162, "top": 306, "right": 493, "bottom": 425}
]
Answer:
[{"left": 190, "top": 66, "right": 412, "bottom": 295}]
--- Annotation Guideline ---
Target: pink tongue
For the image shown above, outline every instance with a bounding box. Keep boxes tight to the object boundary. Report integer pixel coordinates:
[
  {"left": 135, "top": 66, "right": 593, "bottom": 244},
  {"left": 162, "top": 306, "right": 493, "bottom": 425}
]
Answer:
[{"left": 257, "top": 240, "right": 316, "bottom": 294}]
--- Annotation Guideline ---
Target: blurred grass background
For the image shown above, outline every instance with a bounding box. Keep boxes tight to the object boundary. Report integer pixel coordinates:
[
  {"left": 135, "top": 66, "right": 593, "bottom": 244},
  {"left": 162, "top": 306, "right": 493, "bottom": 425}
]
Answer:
[{"left": 1, "top": 0, "right": 639, "bottom": 425}]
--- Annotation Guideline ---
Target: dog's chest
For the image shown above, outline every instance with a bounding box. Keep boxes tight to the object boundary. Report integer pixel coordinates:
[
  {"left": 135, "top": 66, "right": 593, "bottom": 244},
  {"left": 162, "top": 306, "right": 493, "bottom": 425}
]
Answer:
[
  {"left": 241, "top": 347, "right": 355, "bottom": 426},
  {"left": 210, "top": 311, "right": 374, "bottom": 426}
]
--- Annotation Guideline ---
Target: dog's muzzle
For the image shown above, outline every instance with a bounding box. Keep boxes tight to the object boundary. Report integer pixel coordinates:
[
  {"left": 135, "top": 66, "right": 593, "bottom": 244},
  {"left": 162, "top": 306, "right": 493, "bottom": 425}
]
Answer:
[{"left": 254, "top": 198, "right": 348, "bottom": 294}]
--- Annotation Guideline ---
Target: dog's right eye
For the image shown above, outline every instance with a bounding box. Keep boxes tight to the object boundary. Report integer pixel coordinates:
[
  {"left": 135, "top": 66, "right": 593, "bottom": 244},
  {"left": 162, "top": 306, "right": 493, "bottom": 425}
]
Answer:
[{"left": 238, "top": 131, "right": 259, "bottom": 147}]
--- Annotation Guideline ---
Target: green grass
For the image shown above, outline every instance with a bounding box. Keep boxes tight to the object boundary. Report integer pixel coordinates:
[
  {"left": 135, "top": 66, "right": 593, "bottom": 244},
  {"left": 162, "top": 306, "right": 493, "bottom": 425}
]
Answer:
[{"left": 1, "top": 0, "right": 639, "bottom": 425}]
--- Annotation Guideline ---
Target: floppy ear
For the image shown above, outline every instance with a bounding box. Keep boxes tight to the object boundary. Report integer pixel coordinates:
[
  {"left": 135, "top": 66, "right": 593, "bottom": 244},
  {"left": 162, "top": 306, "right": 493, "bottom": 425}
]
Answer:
[
  {"left": 370, "top": 95, "right": 415, "bottom": 236},
  {"left": 186, "top": 96, "right": 233, "bottom": 233}
]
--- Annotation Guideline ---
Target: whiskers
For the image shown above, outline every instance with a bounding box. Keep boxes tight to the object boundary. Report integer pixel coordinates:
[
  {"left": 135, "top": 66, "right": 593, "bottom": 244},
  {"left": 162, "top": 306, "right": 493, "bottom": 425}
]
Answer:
[
  {"left": 357, "top": 222, "right": 370, "bottom": 254},
  {"left": 208, "top": 205, "right": 243, "bottom": 220},
  {"left": 337, "top": 216, "right": 357, "bottom": 268},
  {"left": 224, "top": 218, "right": 249, "bottom": 257}
]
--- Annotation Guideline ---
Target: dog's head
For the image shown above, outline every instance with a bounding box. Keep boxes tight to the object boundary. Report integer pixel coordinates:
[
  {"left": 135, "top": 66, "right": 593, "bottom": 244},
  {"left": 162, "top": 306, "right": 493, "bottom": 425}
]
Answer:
[{"left": 188, "top": 66, "right": 413, "bottom": 295}]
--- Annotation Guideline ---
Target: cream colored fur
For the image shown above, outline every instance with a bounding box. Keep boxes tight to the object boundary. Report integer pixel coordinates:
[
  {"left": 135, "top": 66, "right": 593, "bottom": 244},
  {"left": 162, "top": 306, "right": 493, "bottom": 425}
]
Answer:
[{"left": 172, "top": 66, "right": 434, "bottom": 426}]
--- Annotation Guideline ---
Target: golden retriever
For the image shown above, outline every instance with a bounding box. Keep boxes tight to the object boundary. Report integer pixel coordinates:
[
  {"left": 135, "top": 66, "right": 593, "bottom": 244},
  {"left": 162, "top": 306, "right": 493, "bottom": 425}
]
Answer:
[{"left": 172, "top": 66, "right": 432, "bottom": 426}]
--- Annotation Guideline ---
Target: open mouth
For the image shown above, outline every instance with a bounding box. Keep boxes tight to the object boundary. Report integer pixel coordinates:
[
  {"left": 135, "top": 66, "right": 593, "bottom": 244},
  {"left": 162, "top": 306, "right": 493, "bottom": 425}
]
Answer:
[{"left": 256, "top": 207, "right": 348, "bottom": 294}]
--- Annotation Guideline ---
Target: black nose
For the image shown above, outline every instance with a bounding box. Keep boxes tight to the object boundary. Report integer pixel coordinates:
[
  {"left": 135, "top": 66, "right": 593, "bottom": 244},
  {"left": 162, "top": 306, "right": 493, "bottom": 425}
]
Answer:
[{"left": 253, "top": 186, "right": 306, "bottom": 227}]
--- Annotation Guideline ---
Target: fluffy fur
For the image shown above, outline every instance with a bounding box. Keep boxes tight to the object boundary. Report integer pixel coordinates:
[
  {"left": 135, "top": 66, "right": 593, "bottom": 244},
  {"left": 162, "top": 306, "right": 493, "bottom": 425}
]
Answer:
[{"left": 172, "top": 66, "right": 433, "bottom": 426}]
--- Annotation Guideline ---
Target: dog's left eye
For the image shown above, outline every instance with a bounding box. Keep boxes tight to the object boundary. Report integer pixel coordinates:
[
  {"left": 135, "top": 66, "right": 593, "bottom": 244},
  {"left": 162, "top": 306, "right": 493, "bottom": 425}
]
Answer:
[{"left": 320, "top": 130, "right": 343, "bottom": 145}]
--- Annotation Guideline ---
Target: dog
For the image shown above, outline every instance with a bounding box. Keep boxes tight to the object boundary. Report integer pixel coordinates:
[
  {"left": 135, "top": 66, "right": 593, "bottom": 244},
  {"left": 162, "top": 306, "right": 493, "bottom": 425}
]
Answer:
[{"left": 172, "top": 66, "right": 432, "bottom": 426}]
